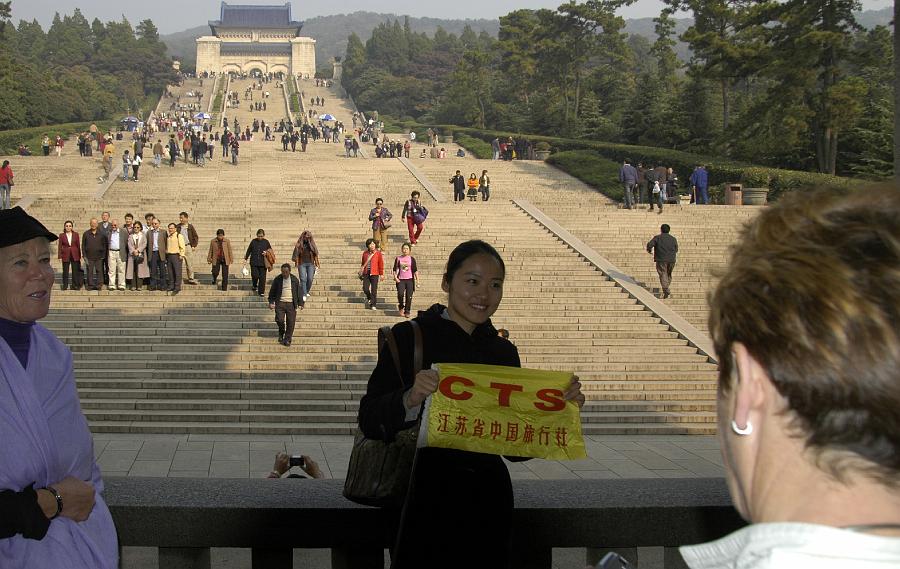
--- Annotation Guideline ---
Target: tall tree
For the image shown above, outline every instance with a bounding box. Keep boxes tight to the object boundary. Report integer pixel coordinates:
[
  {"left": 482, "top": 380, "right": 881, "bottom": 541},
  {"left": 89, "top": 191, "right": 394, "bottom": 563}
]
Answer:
[
  {"left": 553, "top": 0, "right": 631, "bottom": 123},
  {"left": 666, "top": 0, "right": 754, "bottom": 131},
  {"left": 651, "top": 9, "right": 681, "bottom": 84},
  {"left": 753, "top": 0, "right": 864, "bottom": 174},
  {"left": 497, "top": 9, "right": 544, "bottom": 106}
]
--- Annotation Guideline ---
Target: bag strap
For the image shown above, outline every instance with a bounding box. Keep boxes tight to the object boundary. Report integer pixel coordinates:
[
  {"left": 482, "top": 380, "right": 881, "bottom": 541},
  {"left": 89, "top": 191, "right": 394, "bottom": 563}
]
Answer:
[{"left": 377, "top": 320, "right": 422, "bottom": 389}]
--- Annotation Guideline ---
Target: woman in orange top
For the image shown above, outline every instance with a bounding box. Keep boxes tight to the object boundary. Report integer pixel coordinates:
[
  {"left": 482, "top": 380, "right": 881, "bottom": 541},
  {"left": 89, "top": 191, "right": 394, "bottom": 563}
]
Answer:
[
  {"left": 359, "top": 238, "right": 384, "bottom": 310},
  {"left": 466, "top": 173, "right": 479, "bottom": 201}
]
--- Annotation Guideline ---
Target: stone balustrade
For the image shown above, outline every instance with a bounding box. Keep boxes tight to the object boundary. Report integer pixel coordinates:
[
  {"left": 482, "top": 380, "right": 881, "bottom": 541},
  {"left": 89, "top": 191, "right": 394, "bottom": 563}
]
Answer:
[{"left": 106, "top": 477, "right": 744, "bottom": 569}]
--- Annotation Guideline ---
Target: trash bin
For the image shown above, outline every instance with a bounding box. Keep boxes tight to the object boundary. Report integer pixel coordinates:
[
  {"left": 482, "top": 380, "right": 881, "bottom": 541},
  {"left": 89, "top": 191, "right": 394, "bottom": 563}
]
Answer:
[{"left": 725, "top": 183, "right": 743, "bottom": 206}]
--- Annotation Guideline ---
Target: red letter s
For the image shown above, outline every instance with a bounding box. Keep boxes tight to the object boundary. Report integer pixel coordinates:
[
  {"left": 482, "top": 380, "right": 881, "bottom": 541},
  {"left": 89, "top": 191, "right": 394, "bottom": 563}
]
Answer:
[{"left": 534, "top": 389, "right": 566, "bottom": 412}]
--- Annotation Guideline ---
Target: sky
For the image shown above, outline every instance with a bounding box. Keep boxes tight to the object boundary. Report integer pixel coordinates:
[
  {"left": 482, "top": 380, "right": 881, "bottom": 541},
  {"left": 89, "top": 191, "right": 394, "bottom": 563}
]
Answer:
[{"left": 9, "top": 0, "right": 894, "bottom": 34}]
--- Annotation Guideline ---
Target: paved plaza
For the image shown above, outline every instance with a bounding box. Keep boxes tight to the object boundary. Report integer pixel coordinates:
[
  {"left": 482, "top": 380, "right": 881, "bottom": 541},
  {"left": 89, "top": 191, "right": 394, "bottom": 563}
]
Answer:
[{"left": 94, "top": 433, "right": 725, "bottom": 480}]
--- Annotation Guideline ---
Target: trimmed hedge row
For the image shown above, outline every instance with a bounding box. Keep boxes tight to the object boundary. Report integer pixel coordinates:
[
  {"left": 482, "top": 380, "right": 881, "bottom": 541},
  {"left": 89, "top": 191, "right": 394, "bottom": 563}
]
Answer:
[
  {"left": 546, "top": 151, "right": 625, "bottom": 201},
  {"left": 382, "top": 117, "right": 860, "bottom": 202},
  {"left": 0, "top": 121, "right": 117, "bottom": 156},
  {"left": 455, "top": 134, "right": 493, "bottom": 159}
]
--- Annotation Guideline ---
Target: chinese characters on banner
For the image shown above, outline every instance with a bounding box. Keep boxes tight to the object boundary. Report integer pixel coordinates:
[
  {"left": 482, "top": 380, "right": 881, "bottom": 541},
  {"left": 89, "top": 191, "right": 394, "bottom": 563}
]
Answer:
[{"left": 417, "top": 363, "right": 586, "bottom": 460}]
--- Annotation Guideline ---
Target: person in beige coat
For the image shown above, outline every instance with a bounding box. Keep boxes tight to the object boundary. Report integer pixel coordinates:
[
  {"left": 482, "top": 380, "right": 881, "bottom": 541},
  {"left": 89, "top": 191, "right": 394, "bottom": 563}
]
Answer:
[
  {"left": 126, "top": 221, "right": 150, "bottom": 290},
  {"left": 207, "top": 229, "right": 234, "bottom": 291}
]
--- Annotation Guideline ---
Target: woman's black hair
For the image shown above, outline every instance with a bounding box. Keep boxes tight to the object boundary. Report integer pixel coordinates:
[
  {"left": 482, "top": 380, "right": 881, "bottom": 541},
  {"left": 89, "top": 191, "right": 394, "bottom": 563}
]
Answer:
[
  {"left": 444, "top": 240, "right": 505, "bottom": 284},
  {"left": 365, "top": 238, "right": 376, "bottom": 249}
]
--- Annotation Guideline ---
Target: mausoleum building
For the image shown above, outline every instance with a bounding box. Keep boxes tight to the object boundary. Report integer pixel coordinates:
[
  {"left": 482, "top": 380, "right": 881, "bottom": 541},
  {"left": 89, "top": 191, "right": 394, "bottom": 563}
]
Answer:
[{"left": 196, "top": 2, "right": 316, "bottom": 77}]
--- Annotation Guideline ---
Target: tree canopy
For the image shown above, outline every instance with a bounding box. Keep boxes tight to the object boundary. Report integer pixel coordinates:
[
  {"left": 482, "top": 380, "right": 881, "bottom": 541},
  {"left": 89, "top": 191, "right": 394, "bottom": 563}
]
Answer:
[
  {"left": 343, "top": 1, "right": 892, "bottom": 178},
  {"left": 0, "top": 5, "right": 177, "bottom": 130}
]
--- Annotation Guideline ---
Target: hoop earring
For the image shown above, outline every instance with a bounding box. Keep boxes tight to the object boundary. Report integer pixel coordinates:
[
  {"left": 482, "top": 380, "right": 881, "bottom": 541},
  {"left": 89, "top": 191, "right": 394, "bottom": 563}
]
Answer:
[{"left": 731, "top": 420, "right": 753, "bottom": 436}]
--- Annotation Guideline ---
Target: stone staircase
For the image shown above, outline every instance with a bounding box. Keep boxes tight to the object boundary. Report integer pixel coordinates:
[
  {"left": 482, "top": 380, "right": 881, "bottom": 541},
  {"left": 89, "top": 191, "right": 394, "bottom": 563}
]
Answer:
[{"left": 4, "top": 92, "right": 765, "bottom": 436}]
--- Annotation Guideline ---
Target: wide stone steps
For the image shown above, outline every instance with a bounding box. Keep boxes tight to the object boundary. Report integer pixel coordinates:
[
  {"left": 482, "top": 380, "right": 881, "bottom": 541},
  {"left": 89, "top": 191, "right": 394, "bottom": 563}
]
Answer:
[{"left": 8, "top": 88, "right": 754, "bottom": 435}]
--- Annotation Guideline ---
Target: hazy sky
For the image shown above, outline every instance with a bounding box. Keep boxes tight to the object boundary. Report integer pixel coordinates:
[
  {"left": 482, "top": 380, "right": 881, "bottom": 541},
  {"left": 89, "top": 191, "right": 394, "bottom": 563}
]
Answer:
[{"left": 9, "top": 0, "right": 894, "bottom": 34}]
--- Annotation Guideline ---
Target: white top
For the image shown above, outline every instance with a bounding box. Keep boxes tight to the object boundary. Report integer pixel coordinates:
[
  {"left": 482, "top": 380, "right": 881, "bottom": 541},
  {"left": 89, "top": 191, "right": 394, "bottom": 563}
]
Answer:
[
  {"left": 279, "top": 276, "right": 293, "bottom": 303},
  {"left": 681, "top": 522, "right": 900, "bottom": 569}
]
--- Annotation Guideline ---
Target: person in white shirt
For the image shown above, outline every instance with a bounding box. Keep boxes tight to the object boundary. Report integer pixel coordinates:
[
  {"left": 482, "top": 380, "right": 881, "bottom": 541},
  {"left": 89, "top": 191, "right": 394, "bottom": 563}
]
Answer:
[
  {"left": 680, "top": 186, "right": 900, "bottom": 569},
  {"left": 106, "top": 219, "right": 128, "bottom": 290}
]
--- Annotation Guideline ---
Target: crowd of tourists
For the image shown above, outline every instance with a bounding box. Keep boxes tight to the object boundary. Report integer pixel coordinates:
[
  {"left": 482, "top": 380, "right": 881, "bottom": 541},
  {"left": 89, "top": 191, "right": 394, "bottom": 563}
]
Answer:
[
  {"left": 2, "top": 173, "right": 899, "bottom": 569},
  {"left": 359, "top": 193, "right": 428, "bottom": 315},
  {"left": 619, "top": 158, "right": 711, "bottom": 210},
  {"left": 449, "top": 170, "right": 491, "bottom": 202}
]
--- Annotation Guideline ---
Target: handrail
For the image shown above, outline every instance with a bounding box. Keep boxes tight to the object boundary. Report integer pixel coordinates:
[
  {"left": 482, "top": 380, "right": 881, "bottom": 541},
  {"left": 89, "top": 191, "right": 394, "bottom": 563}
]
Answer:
[{"left": 512, "top": 199, "right": 717, "bottom": 362}]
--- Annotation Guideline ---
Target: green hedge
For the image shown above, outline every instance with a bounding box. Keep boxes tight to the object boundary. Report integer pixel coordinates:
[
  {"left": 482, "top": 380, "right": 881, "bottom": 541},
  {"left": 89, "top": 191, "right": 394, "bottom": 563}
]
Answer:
[
  {"left": 455, "top": 134, "right": 493, "bottom": 159},
  {"left": 0, "top": 121, "right": 117, "bottom": 155},
  {"left": 546, "top": 151, "right": 624, "bottom": 201},
  {"left": 380, "top": 117, "right": 862, "bottom": 203}
]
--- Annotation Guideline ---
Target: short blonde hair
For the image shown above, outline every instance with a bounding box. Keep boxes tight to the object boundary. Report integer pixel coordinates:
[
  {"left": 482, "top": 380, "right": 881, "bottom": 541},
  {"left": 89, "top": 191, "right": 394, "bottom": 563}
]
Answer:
[{"left": 709, "top": 185, "right": 900, "bottom": 486}]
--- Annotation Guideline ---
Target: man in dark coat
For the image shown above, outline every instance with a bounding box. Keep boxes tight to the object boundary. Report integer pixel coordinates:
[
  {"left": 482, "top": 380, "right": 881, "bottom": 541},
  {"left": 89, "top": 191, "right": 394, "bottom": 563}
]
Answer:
[
  {"left": 267, "top": 263, "right": 303, "bottom": 347},
  {"left": 81, "top": 218, "right": 107, "bottom": 291},
  {"left": 646, "top": 224, "right": 678, "bottom": 299},
  {"left": 449, "top": 170, "right": 466, "bottom": 203}
]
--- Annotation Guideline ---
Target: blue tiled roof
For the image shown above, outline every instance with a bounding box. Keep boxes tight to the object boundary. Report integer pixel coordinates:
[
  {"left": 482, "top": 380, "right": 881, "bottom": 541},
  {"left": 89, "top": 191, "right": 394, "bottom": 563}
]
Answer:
[
  {"left": 220, "top": 42, "right": 293, "bottom": 55},
  {"left": 211, "top": 2, "right": 302, "bottom": 29}
]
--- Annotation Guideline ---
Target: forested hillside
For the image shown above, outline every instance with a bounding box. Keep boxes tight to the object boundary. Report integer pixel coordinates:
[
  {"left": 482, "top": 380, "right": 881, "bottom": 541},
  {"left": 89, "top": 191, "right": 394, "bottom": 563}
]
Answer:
[
  {"left": 0, "top": 5, "right": 176, "bottom": 129},
  {"left": 342, "top": 3, "right": 894, "bottom": 179},
  {"left": 161, "top": 12, "right": 499, "bottom": 73}
]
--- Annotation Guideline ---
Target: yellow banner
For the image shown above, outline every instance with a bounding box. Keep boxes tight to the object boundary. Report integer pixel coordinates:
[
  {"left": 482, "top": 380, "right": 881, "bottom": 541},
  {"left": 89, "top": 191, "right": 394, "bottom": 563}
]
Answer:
[{"left": 418, "top": 363, "right": 586, "bottom": 460}]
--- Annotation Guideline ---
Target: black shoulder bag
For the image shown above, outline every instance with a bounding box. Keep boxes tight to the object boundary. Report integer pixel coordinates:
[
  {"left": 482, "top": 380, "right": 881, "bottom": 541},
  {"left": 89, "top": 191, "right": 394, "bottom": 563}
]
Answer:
[{"left": 343, "top": 321, "right": 423, "bottom": 508}]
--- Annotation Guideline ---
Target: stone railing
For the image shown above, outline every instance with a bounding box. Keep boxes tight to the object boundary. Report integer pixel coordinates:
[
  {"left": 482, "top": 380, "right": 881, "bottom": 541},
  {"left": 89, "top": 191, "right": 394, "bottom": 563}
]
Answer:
[
  {"left": 106, "top": 477, "right": 743, "bottom": 569},
  {"left": 206, "top": 74, "right": 219, "bottom": 115}
]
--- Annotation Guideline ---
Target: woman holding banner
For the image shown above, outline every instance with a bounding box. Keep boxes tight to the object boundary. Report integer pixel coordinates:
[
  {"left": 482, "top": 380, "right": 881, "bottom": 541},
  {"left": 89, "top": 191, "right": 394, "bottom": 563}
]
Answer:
[{"left": 358, "top": 239, "right": 584, "bottom": 568}]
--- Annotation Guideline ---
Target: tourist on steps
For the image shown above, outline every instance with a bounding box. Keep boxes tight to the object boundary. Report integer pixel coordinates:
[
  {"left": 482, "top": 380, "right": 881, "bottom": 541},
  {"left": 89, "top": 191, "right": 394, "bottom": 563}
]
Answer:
[
  {"left": 57, "top": 220, "right": 82, "bottom": 291},
  {"left": 291, "top": 230, "right": 319, "bottom": 302},
  {"left": 176, "top": 212, "right": 200, "bottom": 285},
  {"left": 393, "top": 242, "right": 418, "bottom": 318},
  {"left": 359, "top": 238, "right": 384, "bottom": 310},
  {"left": 268, "top": 263, "right": 303, "bottom": 347},
  {"left": 679, "top": 186, "right": 900, "bottom": 569},
  {"left": 618, "top": 158, "right": 638, "bottom": 210},
  {"left": 401, "top": 191, "right": 427, "bottom": 245},
  {"left": 244, "top": 229, "right": 273, "bottom": 297},
  {"left": 466, "top": 173, "right": 479, "bottom": 201},
  {"left": 164, "top": 223, "right": 186, "bottom": 295},
  {"left": 121, "top": 151, "right": 131, "bottom": 181},
  {"left": 126, "top": 222, "right": 148, "bottom": 291},
  {"left": 479, "top": 170, "right": 491, "bottom": 201},
  {"left": 646, "top": 224, "right": 678, "bottom": 299},
  {"left": 207, "top": 229, "right": 234, "bottom": 291},
  {"left": 368, "top": 198, "right": 393, "bottom": 253},
  {"left": 0, "top": 207, "right": 119, "bottom": 569},
  {"left": 1, "top": 160, "right": 15, "bottom": 210},
  {"left": 358, "top": 240, "right": 585, "bottom": 568},
  {"left": 450, "top": 170, "right": 466, "bottom": 202}
]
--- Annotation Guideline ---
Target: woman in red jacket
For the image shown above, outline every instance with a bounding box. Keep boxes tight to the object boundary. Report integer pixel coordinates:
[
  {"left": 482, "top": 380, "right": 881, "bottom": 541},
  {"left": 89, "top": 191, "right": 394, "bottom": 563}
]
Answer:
[
  {"left": 57, "top": 220, "right": 83, "bottom": 290},
  {"left": 358, "top": 238, "right": 384, "bottom": 310}
]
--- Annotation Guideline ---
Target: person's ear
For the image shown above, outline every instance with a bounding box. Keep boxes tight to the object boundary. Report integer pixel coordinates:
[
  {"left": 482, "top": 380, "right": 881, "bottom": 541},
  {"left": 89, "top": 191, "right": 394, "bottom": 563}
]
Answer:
[
  {"left": 730, "top": 343, "right": 767, "bottom": 431},
  {"left": 441, "top": 275, "right": 450, "bottom": 294}
]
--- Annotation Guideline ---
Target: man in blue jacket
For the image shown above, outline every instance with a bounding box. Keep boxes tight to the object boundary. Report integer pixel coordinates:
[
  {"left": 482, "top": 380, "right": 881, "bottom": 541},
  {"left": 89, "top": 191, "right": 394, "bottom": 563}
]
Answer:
[
  {"left": 618, "top": 158, "right": 639, "bottom": 209},
  {"left": 690, "top": 165, "right": 709, "bottom": 205}
]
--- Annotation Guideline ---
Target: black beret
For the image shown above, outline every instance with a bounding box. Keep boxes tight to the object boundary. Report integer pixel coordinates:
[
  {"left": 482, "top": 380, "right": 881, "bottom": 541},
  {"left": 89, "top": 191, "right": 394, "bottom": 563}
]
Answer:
[{"left": 0, "top": 207, "right": 57, "bottom": 248}]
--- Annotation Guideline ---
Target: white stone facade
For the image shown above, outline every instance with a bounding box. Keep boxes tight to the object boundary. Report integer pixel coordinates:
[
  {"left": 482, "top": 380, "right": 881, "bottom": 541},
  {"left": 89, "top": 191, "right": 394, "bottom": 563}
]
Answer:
[{"left": 195, "top": 6, "right": 316, "bottom": 77}]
